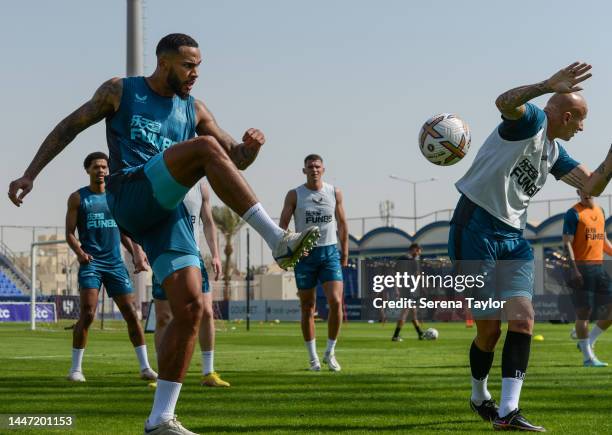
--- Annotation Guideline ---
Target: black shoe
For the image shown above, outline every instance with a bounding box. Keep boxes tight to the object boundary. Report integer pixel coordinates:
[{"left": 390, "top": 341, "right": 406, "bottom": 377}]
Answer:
[
  {"left": 470, "top": 398, "right": 498, "bottom": 422},
  {"left": 418, "top": 333, "right": 424, "bottom": 341},
  {"left": 493, "top": 409, "right": 546, "bottom": 432}
]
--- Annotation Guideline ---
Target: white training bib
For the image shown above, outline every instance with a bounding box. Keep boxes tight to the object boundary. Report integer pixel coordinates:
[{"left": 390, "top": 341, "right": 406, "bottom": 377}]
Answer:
[
  {"left": 456, "top": 117, "right": 560, "bottom": 229},
  {"left": 294, "top": 182, "right": 338, "bottom": 246}
]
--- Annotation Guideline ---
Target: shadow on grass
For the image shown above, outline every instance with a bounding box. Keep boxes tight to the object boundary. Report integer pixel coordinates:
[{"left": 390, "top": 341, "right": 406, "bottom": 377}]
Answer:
[{"left": 190, "top": 419, "right": 475, "bottom": 433}]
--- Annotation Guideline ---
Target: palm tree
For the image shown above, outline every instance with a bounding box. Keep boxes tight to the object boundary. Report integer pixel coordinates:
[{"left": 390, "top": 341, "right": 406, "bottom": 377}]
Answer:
[{"left": 211, "top": 205, "right": 245, "bottom": 300}]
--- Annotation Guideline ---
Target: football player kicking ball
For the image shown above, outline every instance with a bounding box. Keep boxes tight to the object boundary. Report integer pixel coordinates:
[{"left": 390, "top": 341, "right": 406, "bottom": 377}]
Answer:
[
  {"left": 563, "top": 190, "right": 612, "bottom": 367},
  {"left": 152, "top": 180, "right": 229, "bottom": 387},
  {"left": 9, "top": 33, "right": 319, "bottom": 435},
  {"left": 280, "top": 154, "right": 349, "bottom": 371},
  {"left": 449, "top": 62, "right": 612, "bottom": 431},
  {"left": 65, "top": 152, "right": 156, "bottom": 382}
]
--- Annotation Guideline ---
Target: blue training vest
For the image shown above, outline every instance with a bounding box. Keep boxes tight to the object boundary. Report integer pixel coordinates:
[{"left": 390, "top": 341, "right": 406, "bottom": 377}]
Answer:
[
  {"left": 77, "top": 187, "right": 122, "bottom": 267},
  {"left": 106, "top": 76, "right": 197, "bottom": 175}
]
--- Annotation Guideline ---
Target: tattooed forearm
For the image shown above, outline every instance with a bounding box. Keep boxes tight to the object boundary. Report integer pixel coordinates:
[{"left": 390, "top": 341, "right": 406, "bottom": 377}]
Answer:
[
  {"left": 595, "top": 162, "right": 611, "bottom": 182},
  {"left": 495, "top": 80, "right": 551, "bottom": 114},
  {"left": 563, "top": 172, "right": 585, "bottom": 189},
  {"left": 590, "top": 160, "right": 612, "bottom": 194},
  {"left": 26, "top": 121, "right": 83, "bottom": 179},
  {"left": 23, "top": 79, "right": 120, "bottom": 180},
  {"left": 229, "top": 144, "right": 260, "bottom": 170}
]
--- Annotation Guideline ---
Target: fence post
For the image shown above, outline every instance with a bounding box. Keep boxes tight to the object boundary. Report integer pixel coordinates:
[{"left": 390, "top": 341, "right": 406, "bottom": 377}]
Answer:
[
  {"left": 246, "top": 229, "right": 250, "bottom": 332},
  {"left": 30, "top": 244, "right": 37, "bottom": 331}
]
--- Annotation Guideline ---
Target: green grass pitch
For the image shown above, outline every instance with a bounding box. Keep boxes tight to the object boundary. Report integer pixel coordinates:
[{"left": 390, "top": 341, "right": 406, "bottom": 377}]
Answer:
[{"left": 1, "top": 320, "right": 611, "bottom": 434}]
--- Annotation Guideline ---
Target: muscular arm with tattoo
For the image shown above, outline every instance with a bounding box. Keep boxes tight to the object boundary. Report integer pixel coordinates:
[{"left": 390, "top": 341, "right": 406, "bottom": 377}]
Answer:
[
  {"left": 194, "top": 99, "right": 264, "bottom": 170},
  {"left": 8, "top": 78, "right": 122, "bottom": 206},
  {"left": 561, "top": 151, "right": 612, "bottom": 196},
  {"left": 495, "top": 62, "right": 592, "bottom": 120},
  {"left": 495, "top": 62, "right": 612, "bottom": 195}
]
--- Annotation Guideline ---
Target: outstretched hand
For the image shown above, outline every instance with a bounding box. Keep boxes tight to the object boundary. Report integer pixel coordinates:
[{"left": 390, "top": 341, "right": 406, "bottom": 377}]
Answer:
[
  {"left": 546, "top": 62, "right": 592, "bottom": 93},
  {"left": 8, "top": 176, "right": 34, "bottom": 206}
]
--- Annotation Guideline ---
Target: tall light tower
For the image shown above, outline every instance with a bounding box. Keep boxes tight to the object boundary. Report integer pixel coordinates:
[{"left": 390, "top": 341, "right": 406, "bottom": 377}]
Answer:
[
  {"left": 126, "top": 0, "right": 146, "bottom": 318},
  {"left": 389, "top": 175, "right": 437, "bottom": 234},
  {"left": 127, "top": 0, "right": 144, "bottom": 77},
  {"left": 379, "top": 200, "right": 395, "bottom": 227}
]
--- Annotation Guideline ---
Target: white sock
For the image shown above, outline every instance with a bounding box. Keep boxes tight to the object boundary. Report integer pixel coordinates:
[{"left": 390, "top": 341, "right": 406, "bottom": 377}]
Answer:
[
  {"left": 146, "top": 380, "right": 182, "bottom": 427},
  {"left": 589, "top": 325, "right": 605, "bottom": 347},
  {"left": 71, "top": 348, "right": 84, "bottom": 373},
  {"left": 470, "top": 376, "right": 492, "bottom": 405},
  {"left": 499, "top": 378, "right": 523, "bottom": 418},
  {"left": 242, "top": 203, "right": 285, "bottom": 249},
  {"left": 325, "top": 338, "right": 337, "bottom": 355},
  {"left": 579, "top": 338, "right": 595, "bottom": 361},
  {"left": 305, "top": 339, "right": 318, "bottom": 362},
  {"left": 135, "top": 345, "right": 151, "bottom": 371},
  {"left": 202, "top": 350, "right": 214, "bottom": 375}
]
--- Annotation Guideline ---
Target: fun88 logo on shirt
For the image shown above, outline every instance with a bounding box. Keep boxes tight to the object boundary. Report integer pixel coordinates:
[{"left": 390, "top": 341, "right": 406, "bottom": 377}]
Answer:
[
  {"left": 130, "top": 115, "right": 176, "bottom": 151},
  {"left": 87, "top": 212, "right": 117, "bottom": 230}
]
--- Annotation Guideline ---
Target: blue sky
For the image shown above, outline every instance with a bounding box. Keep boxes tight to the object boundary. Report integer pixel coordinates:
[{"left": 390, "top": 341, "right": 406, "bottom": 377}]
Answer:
[{"left": 2, "top": 0, "right": 612, "bottom": 255}]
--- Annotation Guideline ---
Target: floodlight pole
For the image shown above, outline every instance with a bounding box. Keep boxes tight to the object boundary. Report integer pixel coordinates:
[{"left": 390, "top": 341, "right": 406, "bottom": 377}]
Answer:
[
  {"left": 30, "top": 239, "right": 67, "bottom": 331},
  {"left": 126, "top": 0, "right": 143, "bottom": 77},
  {"left": 389, "top": 176, "right": 437, "bottom": 233},
  {"left": 30, "top": 244, "right": 36, "bottom": 331}
]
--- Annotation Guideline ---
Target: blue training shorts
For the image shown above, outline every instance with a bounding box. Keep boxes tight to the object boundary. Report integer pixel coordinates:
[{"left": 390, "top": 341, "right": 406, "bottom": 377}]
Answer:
[
  {"left": 294, "top": 245, "right": 343, "bottom": 290},
  {"left": 448, "top": 196, "right": 534, "bottom": 318},
  {"left": 152, "top": 255, "right": 210, "bottom": 300},
  {"left": 106, "top": 152, "right": 200, "bottom": 283},
  {"left": 78, "top": 261, "right": 133, "bottom": 297}
]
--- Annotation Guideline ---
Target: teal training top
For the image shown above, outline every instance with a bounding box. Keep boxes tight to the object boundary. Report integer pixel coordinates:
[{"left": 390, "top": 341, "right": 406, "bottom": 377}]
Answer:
[
  {"left": 77, "top": 187, "right": 122, "bottom": 268},
  {"left": 106, "top": 76, "right": 197, "bottom": 175}
]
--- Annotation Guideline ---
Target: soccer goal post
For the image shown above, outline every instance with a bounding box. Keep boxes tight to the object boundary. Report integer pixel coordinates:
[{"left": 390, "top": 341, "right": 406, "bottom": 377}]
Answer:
[{"left": 30, "top": 239, "right": 69, "bottom": 331}]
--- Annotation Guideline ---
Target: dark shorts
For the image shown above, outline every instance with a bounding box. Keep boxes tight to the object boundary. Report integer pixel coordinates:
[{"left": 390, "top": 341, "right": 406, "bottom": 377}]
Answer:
[
  {"left": 78, "top": 262, "right": 133, "bottom": 297},
  {"left": 106, "top": 153, "right": 200, "bottom": 283},
  {"left": 572, "top": 264, "right": 612, "bottom": 310}
]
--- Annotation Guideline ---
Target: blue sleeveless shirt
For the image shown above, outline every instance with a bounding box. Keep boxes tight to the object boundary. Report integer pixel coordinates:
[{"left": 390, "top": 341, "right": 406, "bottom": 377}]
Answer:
[
  {"left": 77, "top": 187, "right": 122, "bottom": 267},
  {"left": 106, "top": 76, "right": 197, "bottom": 175}
]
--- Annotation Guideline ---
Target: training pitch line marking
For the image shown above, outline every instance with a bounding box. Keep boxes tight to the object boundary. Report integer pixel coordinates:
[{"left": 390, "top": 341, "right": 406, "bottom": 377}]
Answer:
[
  {"left": 3, "top": 348, "right": 382, "bottom": 360},
  {"left": 5, "top": 354, "right": 109, "bottom": 360}
]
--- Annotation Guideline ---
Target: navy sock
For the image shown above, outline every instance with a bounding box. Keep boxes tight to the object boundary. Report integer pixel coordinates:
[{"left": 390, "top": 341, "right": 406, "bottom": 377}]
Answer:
[
  {"left": 470, "top": 340, "right": 494, "bottom": 380},
  {"left": 501, "top": 331, "right": 531, "bottom": 379}
]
